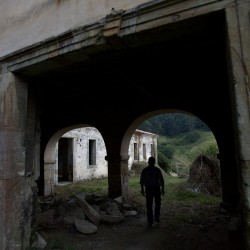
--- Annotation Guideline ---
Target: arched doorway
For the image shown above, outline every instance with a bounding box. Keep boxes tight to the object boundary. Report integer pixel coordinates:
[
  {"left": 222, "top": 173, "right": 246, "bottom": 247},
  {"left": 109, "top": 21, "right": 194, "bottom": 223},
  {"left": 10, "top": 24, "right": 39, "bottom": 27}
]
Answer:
[
  {"left": 121, "top": 110, "right": 221, "bottom": 200},
  {"left": 43, "top": 125, "right": 107, "bottom": 195}
]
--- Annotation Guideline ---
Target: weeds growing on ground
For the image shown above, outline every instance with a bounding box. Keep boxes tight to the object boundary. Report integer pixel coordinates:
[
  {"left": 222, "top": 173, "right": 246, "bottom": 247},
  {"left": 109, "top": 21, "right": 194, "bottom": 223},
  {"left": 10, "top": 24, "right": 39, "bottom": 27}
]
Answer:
[
  {"left": 54, "top": 175, "right": 221, "bottom": 208},
  {"left": 40, "top": 175, "right": 224, "bottom": 250},
  {"left": 54, "top": 178, "right": 109, "bottom": 201}
]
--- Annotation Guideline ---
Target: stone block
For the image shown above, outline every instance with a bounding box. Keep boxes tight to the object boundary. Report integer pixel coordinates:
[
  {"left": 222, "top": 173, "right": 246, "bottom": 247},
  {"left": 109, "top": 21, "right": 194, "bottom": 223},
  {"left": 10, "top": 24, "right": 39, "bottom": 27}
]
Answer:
[
  {"left": 0, "top": 127, "right": 25, "bottom": 179},
  {"left": 0, "top": 178, "right": 27, "bottom": 250}
]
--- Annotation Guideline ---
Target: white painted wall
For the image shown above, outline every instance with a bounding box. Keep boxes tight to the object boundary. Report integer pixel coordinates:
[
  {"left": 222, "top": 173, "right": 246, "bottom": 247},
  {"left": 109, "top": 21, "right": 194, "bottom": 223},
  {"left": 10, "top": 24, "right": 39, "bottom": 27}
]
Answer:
[
  {"left": 128, "top": 129, "right": 158, "bottom": 167},
  {"left": 55, "top": 127, "right": 158, "bottom": 183},
  {"left": 0, "top": 0, "right": 150, "bottom": 58},
  {"left": 55, "top": 127, "right": 107, "bottom": 183}
]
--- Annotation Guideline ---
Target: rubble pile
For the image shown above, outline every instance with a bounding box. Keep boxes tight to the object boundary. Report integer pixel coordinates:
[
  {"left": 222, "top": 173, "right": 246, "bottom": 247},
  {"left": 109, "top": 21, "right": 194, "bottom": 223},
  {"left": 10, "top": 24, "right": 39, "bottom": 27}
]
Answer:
[{"left": 32, "top": 192, "right": 137, "bottom": 247}]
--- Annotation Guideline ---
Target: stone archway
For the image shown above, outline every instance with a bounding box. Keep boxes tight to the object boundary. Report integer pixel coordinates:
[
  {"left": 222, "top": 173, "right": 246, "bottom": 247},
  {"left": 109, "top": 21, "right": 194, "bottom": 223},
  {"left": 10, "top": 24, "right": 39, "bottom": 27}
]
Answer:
[
  {"left": 43, "top": 124, "right": 95, "bottom": 195},
  {"left": 1, "top": 1, "right": 250, "bottom": 248},
  {"left": 120, "top": 109, "right": 220, "bottom": 200}
]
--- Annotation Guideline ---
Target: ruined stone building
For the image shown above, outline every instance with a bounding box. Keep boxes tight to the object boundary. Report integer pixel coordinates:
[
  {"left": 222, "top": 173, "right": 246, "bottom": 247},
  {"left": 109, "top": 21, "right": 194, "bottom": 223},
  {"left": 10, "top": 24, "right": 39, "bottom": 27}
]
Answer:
[
  {"left": 54, "top": 128, "right": 157, "bottom": 185},
  {"left": 0, "top": 0, "right": 250, "bottom": 249}
]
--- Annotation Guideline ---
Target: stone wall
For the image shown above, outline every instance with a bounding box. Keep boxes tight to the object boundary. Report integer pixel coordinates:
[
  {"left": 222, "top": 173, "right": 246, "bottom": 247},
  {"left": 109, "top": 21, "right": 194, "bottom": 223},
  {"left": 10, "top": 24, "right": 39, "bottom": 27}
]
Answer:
[
  {"left": 128, "top": 129, "right": 158, "bottom": 166},
  {"left": 0, "top": 0, "right": 148, "bottom": 58},
  {"left": 57, "top": 127, "right": 108, "bottom": 183},
  {"left": 54, "top": 128, "right": 158, "bottom": 184},
  {"left": 1, "top": 0, "right": 250, "bottom": 249}
]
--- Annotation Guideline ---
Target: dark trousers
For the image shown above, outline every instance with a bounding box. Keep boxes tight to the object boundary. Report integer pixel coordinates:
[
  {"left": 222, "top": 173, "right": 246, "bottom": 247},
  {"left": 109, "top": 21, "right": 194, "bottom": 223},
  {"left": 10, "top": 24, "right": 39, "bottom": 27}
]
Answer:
[{"left": 145, "top": 187, "right": 161, "bottom": 224}]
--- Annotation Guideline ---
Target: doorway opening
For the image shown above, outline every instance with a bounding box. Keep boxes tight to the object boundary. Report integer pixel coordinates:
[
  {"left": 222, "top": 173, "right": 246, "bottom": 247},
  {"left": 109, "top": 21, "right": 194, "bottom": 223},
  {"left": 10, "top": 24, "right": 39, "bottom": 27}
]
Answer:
[{"left": 58, "top": 137, "right": 73, "bottom": 183}]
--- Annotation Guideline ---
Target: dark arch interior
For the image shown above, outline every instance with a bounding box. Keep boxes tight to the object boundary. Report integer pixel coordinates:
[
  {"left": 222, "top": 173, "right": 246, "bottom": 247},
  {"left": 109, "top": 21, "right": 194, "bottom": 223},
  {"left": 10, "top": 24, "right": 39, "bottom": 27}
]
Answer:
[{"left": 19, "top": 10, "right": 239, "bottom": 206}]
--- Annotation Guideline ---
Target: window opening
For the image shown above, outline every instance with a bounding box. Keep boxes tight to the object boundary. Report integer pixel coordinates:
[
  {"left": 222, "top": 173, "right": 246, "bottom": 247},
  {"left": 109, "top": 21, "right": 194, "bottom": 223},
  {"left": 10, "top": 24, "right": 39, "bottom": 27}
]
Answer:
[
  {"left": 143, "top": 143, "right": 146, "bottom": 160},
  {"left": 134, "top": 143, "right": 139, "bottom": 160},
  {"left": 151, "top": 143, "right": 155, "bottom": 157},
  {"left": 89, "top": 139, "right": 96, "bottom": 165}
]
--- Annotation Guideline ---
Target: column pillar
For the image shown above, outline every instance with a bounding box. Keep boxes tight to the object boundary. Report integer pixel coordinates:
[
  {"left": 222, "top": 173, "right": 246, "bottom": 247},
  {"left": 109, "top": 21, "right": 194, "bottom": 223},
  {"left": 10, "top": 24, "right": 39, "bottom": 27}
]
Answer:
[
  {"left": 226, "top": 1, "right": 250, "bottom": 248},
  {"left": 0, "top": 71, "right": 30, "bottom": 249},
  {"left": 121, "top": 155, "right": 130, "bottom": 201},
  {"left": 44, "top": 162, "right": 55, "bottom": 196},
  {"left": 105, "top": 154, "right": 122, "bottom": 198}
]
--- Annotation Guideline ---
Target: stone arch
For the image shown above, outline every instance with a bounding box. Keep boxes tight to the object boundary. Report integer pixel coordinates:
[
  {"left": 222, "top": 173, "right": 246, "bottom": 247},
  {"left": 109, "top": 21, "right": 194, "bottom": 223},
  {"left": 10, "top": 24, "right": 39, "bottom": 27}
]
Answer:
[
  {"left": 120, "top": 109, "right": 219, "bottom": 199},
  {"left": 43, "top": 124, "right": 106, "bottom": 195}
]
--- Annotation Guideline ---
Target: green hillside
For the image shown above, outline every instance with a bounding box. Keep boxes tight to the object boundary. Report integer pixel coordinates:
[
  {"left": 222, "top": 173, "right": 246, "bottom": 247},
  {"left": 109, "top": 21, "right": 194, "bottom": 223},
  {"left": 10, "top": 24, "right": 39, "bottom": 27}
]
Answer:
[
  {"left": 138, "top": 113, "right": 219, "bottom": 174},
  {"left": 158, "top": 131, "right": 218, "bottom": 173}
]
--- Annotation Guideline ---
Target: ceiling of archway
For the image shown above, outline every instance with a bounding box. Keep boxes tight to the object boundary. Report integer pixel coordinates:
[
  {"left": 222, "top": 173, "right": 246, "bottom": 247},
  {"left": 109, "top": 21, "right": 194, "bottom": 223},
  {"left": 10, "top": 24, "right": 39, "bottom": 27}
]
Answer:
[{"left": 22, "top": 10, "right": 230, "bottom": 130}]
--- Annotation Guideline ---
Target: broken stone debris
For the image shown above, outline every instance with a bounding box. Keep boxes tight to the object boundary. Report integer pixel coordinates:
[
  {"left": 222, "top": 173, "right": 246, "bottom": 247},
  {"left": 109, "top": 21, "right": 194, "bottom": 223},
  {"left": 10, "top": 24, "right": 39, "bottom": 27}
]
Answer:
[
  {"left": 74, "top": 193, "right": 102, "bottom": 225},
  {"left": 74, "top": 218, "right": 98, "bottom": 234},
  {"left": 36, "top": 193, "right": 136, "bottom": 236},
  {"left": 31, "top": 232, "right": 47, "bottom": 249}
]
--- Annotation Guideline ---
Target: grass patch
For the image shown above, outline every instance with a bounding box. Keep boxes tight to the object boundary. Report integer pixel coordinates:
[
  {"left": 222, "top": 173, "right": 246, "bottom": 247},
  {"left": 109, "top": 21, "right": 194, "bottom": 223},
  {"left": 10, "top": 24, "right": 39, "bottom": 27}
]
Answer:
[
  {"left": 51, "top": 175, "right": 222, "bottom": 231},
  {"left": 54, "top": 175, "right": 221, "bottom": 207},
  {"left": 127, "top": 175, "right": 221, "bottom": 207},
  {"left": 158, "top": 131, "right": 218, "bottom": 168},
  {"left": 165, "top": 176, "right": 220, "bottom": 206},
  {"left": 54, "top": 178, "right": 109, "bottom": 201}
]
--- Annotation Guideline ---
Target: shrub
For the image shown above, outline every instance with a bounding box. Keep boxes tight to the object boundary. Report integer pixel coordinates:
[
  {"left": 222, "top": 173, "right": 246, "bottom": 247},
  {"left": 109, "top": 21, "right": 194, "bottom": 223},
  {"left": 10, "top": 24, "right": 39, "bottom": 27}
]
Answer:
[
  {"left": 182, "top": 131, "right": 200, "bottom": 144},
  {"left": 188, "top": 142, "right": 218, "bottom": 161},
  {"left": 158, "top": 152, "right": 170, "bottom": 173}
]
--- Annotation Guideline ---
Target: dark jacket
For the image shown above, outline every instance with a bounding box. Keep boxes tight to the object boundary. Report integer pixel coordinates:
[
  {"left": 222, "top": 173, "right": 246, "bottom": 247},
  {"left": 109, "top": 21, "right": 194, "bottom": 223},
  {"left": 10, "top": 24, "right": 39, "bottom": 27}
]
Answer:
[{"left": 140, "top": 165, "right": 164, "bottom": 188}]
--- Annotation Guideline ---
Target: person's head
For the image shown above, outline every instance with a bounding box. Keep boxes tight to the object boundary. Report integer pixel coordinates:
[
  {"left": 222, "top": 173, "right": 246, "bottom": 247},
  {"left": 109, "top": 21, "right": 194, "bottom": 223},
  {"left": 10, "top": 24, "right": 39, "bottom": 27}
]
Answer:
[{"left": 148, "top": 156, "right": 155, "bottom": 166}]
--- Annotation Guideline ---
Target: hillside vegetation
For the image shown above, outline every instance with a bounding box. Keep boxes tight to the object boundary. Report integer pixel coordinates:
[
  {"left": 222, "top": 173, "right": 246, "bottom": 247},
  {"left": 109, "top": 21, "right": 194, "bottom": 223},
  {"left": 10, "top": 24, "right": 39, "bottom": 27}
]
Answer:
[{"left": 138, "top": 113, "right": 219, "bottom": 174}]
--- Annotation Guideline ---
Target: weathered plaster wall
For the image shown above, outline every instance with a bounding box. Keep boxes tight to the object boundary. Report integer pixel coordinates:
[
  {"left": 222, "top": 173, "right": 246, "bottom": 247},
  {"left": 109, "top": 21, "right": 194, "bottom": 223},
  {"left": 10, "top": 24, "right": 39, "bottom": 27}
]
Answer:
[
  {"left": 128, "top": 129, "right": 158, "bottom": 167},
  {"left": 0, "top": 73, "right": 34, "bottom": 249},
  {"left": 0, "top": 0, "right": 149, "bottom": 58},
  {"left": 54, "top": 128, "right": 157, "bottom": 184},
  {"left": 225, "top": 1, "right": 250, "bottom": 247},
  {"left": 59, "top": 127, "right": 108, "bottom": 182},
  {"left": 0, "top": 0, "right": 249, "bottom": 248}
]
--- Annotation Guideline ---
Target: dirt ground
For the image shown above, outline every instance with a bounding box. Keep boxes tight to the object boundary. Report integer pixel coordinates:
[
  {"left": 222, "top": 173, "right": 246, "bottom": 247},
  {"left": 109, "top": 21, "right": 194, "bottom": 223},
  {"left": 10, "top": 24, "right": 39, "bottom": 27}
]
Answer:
[{"left": 34, "top": 197, "right": 242, "bottom": 250}]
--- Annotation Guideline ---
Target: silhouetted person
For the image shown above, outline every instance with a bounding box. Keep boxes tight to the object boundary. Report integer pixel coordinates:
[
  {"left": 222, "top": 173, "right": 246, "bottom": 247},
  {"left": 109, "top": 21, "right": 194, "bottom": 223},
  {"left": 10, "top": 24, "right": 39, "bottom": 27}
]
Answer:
[{"left": 140, "top": 156, "right": 165, "bottom": 227}]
